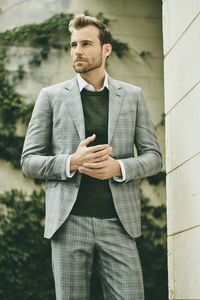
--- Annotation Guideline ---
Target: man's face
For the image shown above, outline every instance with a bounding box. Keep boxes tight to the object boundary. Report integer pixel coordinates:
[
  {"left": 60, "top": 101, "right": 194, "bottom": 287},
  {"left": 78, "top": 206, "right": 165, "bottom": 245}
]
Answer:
[{"left": 70, "top": 25, "right": 109, "bottom": 74}]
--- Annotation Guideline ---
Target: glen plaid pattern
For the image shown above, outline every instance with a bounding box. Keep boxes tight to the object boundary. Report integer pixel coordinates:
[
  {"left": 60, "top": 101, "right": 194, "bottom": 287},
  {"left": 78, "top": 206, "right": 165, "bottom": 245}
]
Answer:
[
  {"left": 21, "top": 76, "right": 162, "bottom": 239},
  {"left": 51, "top": 215, "right": 144, "bottom": 300}
]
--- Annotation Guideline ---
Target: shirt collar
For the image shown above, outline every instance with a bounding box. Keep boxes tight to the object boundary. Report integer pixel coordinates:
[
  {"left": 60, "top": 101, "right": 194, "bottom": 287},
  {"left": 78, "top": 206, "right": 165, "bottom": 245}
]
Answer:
[{"left": 76, "top": 73, "right": 109, "bottom": 92}]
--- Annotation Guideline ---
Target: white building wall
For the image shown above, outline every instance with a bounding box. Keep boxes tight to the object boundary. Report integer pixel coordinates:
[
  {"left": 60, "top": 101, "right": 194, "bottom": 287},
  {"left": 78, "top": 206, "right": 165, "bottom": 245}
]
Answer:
[{"left": 163, "top": 0, "right": 200, "bottom": 299}]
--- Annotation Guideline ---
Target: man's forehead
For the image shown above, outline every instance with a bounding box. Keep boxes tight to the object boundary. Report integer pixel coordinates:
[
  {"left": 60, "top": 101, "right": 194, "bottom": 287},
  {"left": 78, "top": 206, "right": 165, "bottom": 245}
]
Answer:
[{"left": 70, "top": 26, "right": 100, "bottom": 41}]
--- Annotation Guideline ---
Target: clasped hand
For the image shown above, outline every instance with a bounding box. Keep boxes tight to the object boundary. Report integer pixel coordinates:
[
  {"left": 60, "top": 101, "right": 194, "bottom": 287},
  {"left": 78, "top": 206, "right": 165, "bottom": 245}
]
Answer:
[{"left": 70, "top": 134, "right": 121, "bottom": 180}]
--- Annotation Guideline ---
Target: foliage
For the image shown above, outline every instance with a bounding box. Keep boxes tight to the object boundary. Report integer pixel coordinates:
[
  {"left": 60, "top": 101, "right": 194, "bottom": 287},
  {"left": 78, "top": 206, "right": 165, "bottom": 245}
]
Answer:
[
  {"left": 147, "top": 171, "right": 166, "bottom": 186},
  {"left": 0, "top": 55, "right": 33, "bottom": 168},
  {"left": 0, "top": 12, "right": 129, "bottom": 58},
  {"left": 0, "top": 189, "right": 55, "bottom": 300},
  {"left": 84, "top": 10, "right": 111, "bottom": 26},
  {"left": 0, "top": 190, "right": 167, "bottom": 299},
  {"left": 111, "top": 38, "right": 129, "bottom": 58},
  {"left": 0, "top": 135, "right": 24, "bottom": 169},
  {"left": 17, "top": 65, "right": 25, "bottom": 80},
  {"left": 137, "top": 196, "right": 168, "bottom": 300},
  {"left": 0, "top": 13, "right": 73, "bottom": 47}
]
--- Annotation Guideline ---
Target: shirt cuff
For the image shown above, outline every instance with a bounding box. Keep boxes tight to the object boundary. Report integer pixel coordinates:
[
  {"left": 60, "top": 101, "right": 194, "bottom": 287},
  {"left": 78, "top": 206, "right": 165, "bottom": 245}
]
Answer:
[
  {"left": 113, "top": 160, "right": 126, "bottom": 182},
  {"left": 66, "top": 155, "right": 76, "bottom": 178}
]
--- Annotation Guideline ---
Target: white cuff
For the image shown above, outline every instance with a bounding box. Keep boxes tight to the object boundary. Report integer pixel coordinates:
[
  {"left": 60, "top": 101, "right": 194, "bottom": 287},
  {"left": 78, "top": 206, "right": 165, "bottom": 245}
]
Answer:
[
  {"left": 66, "top": 155, "right": 76, "bottom": 178},
  {"left": 113, "top": 160, "right": 126, "bottom": 182}
]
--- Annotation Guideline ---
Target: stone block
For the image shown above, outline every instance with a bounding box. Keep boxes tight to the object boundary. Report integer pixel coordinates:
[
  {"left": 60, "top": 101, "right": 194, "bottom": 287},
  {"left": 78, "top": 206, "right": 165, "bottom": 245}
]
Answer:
[
  {"left": 168, "top": 227, "right": 200, "bottom": 299},
  {"left": 167, "top": 236, "right": 175, "bottom": 299},
  {"left": 167, "top": 153, "right": 200, "bottom": 235},
  {"left": 69, "top": 0, "right": 161, "bottom": 18},
  {"left": 164, "top": 14, "right": 200, "bottom": 113},
  {"left": 163, "top": 0, "right": 200, "bottom": 54},
  {"left": 109, "top": 52, "right": 163, "bottom": 79},
  {"left": 109, "top": 15, "right": 162, "bottom": 38},
  {"left": 165, "top": 83, "right": 200, "bottom": 171},
  {"left": 125, "top": 0, "right": 162, "bottom": 18}
]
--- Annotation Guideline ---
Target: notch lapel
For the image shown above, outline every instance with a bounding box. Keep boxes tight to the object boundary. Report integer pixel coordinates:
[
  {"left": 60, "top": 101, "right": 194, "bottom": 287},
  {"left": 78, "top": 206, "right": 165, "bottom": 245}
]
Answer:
[
  {"left": 64, "top": 78, "right": 85, "bottom": 141},
  {"left": 108, "top": 77, "right": 124, "bottom": 144}
]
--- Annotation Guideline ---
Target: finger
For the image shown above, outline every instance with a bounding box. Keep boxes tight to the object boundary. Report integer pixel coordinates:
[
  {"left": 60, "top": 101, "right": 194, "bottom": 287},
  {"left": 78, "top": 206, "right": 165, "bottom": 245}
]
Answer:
[
  {"left": 82, "top": 162, "right": 103, "bottom": 169},
  {"left": 80, "top": 134, "right": 96, "bottom": 146},
  {"left": 78, "top": 166, "right": 92, "bottom": 175},
  {"left": 87, "top": 144, "right": 110, "bottom": 153},
  {"left": 79, "top": 166, "right": 98, "bottom": 176},
  {"left": 85, "top": 148, "right": 112, "bottom": 164},
  {"left": 93, "top": 147, "right": 112, "bottom": 158},
  {"left": 93, "top": 154, "right": 109, "bottom": 162},
  {"left": 79, "top": 167, "right": 105, "bottom": 180}
]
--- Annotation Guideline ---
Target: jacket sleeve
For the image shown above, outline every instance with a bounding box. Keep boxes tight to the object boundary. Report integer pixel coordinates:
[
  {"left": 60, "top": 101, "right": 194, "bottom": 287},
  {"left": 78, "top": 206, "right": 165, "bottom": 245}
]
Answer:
[
  {"left": 121, "top": 88, "right": 162, "bottom": 183},
  {"left": 21, "top": 88, "right": 68, "bottom": 180}
]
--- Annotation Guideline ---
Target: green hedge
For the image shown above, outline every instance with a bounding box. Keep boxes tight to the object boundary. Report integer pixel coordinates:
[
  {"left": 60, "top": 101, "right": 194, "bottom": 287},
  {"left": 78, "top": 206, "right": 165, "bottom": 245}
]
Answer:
[{"left": 0, "top": 190, "right": 55, "bottom": 300}]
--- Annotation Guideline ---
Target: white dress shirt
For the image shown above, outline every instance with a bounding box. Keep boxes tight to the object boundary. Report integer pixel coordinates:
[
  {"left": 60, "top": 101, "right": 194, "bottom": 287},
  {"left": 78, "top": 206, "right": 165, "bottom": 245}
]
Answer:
[{"left": 66, "top": 73, "right": 126, "bottom": 182}]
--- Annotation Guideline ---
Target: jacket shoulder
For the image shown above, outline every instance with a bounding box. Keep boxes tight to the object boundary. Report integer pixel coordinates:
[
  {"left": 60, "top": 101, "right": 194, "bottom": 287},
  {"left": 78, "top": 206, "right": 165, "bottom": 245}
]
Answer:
[
  {"left": 41, "top": 78, "right": 75, "bottom": 96},
  {"left": 110, "top": 78, "right": 142, "bottom": 94}
]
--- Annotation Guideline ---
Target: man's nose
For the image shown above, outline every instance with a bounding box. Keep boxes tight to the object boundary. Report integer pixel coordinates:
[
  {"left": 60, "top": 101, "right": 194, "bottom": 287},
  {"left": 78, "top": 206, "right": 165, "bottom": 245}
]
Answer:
[{"left": 74, "top": 44, "right": 83, "bottom": 55}]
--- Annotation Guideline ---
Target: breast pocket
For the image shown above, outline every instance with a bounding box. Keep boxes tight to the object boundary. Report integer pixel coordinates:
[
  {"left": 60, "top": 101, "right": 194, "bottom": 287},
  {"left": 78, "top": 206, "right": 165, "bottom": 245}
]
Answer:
[{"left": 117, "top": 110, "right": 136, "bottom": 132}]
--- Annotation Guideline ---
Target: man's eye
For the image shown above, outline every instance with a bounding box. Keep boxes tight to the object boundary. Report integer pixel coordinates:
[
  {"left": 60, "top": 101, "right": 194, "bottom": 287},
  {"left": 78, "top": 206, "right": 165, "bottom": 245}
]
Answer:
[
  {"left": 83, "top": 42, "right": 91, "bottom": 46},
  {"left": 71, "top": 43, "right": 76, "bottom": 48}
]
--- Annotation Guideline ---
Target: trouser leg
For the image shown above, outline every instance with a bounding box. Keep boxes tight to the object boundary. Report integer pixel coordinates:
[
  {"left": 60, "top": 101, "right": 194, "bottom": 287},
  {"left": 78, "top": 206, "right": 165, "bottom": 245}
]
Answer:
[
  {"left": 50, "top": 216, "right": 144, "bottom": 300},
  {"left": 51, "top": 215, "right": 94, "bottom": 300},
  {"left": 94, "top": 218, "right": 144, "bottom": 300}
]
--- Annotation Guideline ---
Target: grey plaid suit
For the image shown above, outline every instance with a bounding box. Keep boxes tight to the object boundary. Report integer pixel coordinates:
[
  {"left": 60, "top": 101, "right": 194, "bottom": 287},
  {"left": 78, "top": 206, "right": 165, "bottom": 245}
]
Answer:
[
  {"left": 21, "top": 76, "right": 162, "bottom": 239},
  {"left": 21, "top": 76, "right": 162, "bottom": 299}
]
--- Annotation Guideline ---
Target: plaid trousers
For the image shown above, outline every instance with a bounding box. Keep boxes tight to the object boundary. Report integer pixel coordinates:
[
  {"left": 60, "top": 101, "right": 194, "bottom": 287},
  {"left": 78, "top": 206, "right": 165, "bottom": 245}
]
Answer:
[{"left": 51, "top": 215, "right": 144, "bottom": 300}]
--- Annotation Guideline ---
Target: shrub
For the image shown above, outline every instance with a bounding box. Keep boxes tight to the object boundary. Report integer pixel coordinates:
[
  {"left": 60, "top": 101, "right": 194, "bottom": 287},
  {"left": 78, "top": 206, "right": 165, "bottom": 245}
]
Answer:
[{"left": 0, "top": 189, "right": 55, "bottom": 300}]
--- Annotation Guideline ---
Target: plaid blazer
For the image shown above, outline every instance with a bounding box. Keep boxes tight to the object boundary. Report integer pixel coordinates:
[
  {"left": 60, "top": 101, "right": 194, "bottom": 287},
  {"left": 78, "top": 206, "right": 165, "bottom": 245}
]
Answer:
[{"left": 21, "top": 76, "right": 162, "bottom": 239}]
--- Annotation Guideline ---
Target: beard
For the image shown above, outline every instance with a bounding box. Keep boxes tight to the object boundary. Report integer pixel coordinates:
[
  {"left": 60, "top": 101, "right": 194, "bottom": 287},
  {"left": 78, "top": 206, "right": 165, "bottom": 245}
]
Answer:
[{"left": 73, "top": 52, "right": 103, "bottom": 74}]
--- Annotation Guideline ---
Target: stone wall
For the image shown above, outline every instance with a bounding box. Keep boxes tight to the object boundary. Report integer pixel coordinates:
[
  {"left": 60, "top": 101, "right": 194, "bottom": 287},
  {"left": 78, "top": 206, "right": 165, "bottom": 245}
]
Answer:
[{"left": 163, "top": 0, "right": 200, "bottom": 298}]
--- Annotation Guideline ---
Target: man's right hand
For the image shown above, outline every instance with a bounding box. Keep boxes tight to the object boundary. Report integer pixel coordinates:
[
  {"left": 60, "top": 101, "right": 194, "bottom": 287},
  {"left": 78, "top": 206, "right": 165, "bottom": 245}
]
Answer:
[{"left": 70, "top": 134, "right": 112, "bottom": 172}]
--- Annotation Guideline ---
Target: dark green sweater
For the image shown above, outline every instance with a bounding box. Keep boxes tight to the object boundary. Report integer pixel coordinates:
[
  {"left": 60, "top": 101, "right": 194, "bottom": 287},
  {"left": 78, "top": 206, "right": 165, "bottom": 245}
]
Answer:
[{"left": 71, "top": 88, "right": 117, "bottom": 218}]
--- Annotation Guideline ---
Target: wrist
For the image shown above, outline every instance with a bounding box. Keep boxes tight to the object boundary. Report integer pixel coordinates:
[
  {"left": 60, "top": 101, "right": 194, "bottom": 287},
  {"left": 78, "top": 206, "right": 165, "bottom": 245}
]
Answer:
[
  {"left": 70, "top": 153, "right": 79, "bottom": 172},
  {"left": 113, "top": 159, "right": 122, "bottom": 177}
]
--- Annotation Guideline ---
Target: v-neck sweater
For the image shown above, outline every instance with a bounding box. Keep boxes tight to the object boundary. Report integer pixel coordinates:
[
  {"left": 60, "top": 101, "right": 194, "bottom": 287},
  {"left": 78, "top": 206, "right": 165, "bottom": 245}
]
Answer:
[{"left": 71, "top": 88, "right": 117, "bottom": 218}]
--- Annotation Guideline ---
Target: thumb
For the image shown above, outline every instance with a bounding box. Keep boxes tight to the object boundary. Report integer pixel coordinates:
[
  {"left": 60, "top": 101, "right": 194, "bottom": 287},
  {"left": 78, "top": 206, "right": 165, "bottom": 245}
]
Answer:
[{"left": 80, "top": 134, "right": 96, "bottom": 146}]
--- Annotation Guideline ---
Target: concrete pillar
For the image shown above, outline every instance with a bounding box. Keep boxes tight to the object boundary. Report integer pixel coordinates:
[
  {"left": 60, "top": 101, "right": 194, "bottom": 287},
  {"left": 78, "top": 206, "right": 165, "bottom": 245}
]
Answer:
[{"left": 163, "top": 0, "right": 200, "bottom": 299}]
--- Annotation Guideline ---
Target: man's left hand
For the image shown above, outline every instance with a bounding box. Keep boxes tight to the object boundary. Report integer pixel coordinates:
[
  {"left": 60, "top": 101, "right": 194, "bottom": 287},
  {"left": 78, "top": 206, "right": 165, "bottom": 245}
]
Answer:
[{"left": 78, "top": 156, "right": 122, "bottom": 180}]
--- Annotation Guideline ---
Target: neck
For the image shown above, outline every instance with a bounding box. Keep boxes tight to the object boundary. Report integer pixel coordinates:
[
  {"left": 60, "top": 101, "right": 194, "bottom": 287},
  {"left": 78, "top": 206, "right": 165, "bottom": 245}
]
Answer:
[{"left": 80, "top": 68, "right": 106, "bottom": 91}]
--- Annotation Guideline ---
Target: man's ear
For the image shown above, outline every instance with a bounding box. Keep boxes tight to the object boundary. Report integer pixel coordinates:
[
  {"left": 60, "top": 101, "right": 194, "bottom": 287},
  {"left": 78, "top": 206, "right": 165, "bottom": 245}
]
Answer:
[{"left": 103, "top": 43, "right": 112, "bottom": 58}]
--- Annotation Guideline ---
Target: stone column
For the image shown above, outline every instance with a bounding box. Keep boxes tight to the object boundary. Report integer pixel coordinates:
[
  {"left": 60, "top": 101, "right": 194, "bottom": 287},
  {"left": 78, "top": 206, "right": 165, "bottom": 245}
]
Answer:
[{"left": 163, "top": 0, "right": 200, "bottom": 299}]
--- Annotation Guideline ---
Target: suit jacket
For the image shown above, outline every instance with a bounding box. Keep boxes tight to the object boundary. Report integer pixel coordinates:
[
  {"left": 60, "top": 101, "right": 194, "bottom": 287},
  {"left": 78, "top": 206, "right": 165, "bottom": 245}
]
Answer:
[{"left": 21, "top": 76, "right": 162, "bottom": 239}]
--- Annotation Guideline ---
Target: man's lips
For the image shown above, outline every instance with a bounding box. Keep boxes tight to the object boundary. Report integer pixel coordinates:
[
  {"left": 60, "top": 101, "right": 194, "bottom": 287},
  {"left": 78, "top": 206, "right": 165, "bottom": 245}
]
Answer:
[{"left": 74, "top": 59, "right": 87, "bottom": 63}]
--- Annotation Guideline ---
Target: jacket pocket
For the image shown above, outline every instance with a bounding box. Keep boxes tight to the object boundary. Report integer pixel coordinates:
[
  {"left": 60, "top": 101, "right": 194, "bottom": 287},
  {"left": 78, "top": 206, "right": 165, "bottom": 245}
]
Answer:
[{"left": 46, "top": 180, "right": 58, "bottom": 189}]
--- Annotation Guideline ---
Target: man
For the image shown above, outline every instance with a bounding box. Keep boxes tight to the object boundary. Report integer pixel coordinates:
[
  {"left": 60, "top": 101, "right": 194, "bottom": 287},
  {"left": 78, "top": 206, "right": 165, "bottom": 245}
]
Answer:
[{"left": 21, "top": 14, "right": 162, "bottom": 300}]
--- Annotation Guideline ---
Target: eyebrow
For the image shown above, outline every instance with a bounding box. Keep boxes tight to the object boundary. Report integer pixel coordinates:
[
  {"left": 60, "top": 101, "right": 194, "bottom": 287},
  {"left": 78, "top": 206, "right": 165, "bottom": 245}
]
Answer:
[{"left": 70, "top": 39, "right": 93, "bottom": 45}]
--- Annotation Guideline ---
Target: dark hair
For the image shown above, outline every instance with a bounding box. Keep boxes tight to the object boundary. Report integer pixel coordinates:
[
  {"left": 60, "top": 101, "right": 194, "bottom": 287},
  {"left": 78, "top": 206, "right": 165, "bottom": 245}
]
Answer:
[{"left": 69, "top": 14, "right": 112, "bottom": 45}]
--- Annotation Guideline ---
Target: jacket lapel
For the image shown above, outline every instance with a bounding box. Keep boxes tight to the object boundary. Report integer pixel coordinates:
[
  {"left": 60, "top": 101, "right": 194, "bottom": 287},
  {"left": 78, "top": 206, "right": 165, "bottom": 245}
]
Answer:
[
  {"left": 108, "top": 77, "right": 124, "bottom": 144},
  {"left": 64, "top": 77, "right": 85, "bottom": 141},
  {"left": 63, "top": 76, "right": 124, "bottom": 144}
]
